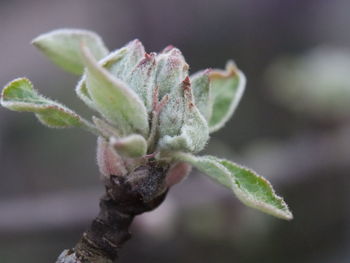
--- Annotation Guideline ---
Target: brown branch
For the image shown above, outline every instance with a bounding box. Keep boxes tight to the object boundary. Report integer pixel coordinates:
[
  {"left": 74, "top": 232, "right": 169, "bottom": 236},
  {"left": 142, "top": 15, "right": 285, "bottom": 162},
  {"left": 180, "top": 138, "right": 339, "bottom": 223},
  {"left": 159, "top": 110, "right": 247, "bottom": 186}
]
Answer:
[{"left": 56, "top": 161, "right": 169, "bottom": 263}]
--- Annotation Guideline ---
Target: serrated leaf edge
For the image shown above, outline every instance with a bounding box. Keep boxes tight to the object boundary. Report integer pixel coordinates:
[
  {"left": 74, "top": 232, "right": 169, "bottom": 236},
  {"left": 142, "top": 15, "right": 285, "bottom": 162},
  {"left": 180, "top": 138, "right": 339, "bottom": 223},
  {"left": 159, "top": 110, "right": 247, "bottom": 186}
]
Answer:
[{"left": 174, "top": 152, "right": 293, "bottom": 220}]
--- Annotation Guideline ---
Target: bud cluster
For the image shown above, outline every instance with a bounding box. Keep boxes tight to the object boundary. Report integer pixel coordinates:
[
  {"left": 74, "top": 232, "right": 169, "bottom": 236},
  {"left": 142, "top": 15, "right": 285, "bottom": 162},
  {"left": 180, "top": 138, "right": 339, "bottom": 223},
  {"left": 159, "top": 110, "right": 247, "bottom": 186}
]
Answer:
[{"left": 0, "top": 29, "right": 292, "bottom": 220}]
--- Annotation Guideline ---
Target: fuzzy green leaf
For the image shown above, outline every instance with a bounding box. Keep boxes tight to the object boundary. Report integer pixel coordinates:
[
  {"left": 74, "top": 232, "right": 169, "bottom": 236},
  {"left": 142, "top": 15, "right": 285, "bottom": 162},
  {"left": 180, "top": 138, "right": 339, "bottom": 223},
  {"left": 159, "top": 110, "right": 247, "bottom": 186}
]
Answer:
[
  {"left": 81, "top": 45, "right": 149, "bottom": 136},
  {"left": 105, "top": 40, "right": 145, "bottom": 80},
  {"left": 175, "top": 153, "right": 293, "bottom": 220},
  {"left": 159, "top": 78, "right": 209, "bottom": 153},
  {"left": 124, "top": 53, "right": 157, "bottom": 112},
  {"left": 75, "top": 77, "right": 98, "bottom": 111},
  {"left": 190, "top": 69, "right": 211, "bottom": 120},
  {"left": 76, "top": 47, "right": 130, "bottom": 111},
  {"left": 97, "top": 137, "right": 127, "bottom": 177},
  {"left": 209, "top": 61, "right": 246, "bottom": 133},
  {"left": 158, "top": 92, "right": 184, "bottom": 139},
  {"left": 155, "top": 47, "right": 189, "bottom": 98},
  {"left": 1, "top": 78, "right": 88, "bottom": 128},
  {"left": 32, "top": 29, "right": 109, "bottom": 75},
  {"left": 110, "top": 134, "right": 147, "bottom": 158}
]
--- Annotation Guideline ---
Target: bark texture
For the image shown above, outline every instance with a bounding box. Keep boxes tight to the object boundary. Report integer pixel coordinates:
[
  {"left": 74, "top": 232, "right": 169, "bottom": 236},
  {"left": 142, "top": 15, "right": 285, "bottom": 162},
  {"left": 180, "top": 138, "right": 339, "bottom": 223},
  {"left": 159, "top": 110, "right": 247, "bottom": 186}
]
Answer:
[{"left": 56, "top": 160, "right": 169, "bottom": 263}]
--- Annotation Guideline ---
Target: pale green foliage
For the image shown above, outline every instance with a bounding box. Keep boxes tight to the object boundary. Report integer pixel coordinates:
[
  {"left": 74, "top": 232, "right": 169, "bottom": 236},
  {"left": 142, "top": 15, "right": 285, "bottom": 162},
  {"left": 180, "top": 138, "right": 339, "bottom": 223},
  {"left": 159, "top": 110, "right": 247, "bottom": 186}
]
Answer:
[
  {"left": 81, "top": 45, "right": 149, "bottom": 137},
  {"left": 124, "top": 53, "right": 156, "bottom": 112},
  {"left": 190, "top": 69, "right": 211, "bottom": 120},
  {"left": 157, "top": 50, "right": 190, "bottom": 140},
  {"left": 159, "top": 77, "right": 209, "bottom": 153},
  {"left": 110, "top": 134, "right": 147, "bottom": 158},
  {"left": 32, "top": 29, "right": 108, "bottom": 74},
  {"left": 0, "top": 28, "right": 292, "bottom": 220},
  {"left": 104, "top": 40, "right": 145, "bottom": 79},
  {"left": 155, "top": 47, "right": 189, "bottom": 98},
  {"left": 156, "top": 49, "right": 208, "bottom": 153},
  {"left": 189, "top": 61, "right": 246, "bottom": 133},
  {"left": 1, "top": 78, "right": 90, "bottom": 129},
  {"left": 175, "top": 153, "right": 293, "bottom": 220},
  {"left": 158, "top": 93, "right": 185, "bottom": 138},
  {"left": 75, "top": 79, "right": 98, "bottom": 111},
  {"left": 208, "top": 61, "right": 246, "bottom": 133}
]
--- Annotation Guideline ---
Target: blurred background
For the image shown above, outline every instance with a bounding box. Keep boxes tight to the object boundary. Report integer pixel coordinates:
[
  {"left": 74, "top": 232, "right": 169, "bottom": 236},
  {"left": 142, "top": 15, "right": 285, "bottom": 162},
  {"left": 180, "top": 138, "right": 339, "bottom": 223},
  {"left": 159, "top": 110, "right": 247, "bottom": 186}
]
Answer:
[{"left": 1, "top": 0, "right": 350, "bottom": 262}]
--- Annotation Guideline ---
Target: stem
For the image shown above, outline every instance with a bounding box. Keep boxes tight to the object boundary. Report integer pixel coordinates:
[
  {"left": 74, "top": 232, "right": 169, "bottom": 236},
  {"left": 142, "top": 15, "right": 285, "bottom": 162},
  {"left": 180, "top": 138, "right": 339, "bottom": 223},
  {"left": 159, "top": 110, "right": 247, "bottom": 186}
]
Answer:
[
  {"left": 56, "top": 161, "right": 169, "bottom": 263},
  {"left": 80, "top": 118, "right": 101, "bottom": 136}
]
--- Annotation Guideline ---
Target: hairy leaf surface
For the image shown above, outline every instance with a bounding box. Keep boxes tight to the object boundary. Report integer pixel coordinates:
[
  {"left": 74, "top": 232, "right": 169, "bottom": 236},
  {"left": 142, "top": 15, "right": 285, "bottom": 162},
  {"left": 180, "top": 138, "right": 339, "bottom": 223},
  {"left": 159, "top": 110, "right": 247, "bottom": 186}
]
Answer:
[
  {"left": 209, "top": 61, "right": 246, "bottom": 133},
  {"left": 81, "top": 45, "right": 149, "bottom": 136},
  {"left": 32, "top": 29, "right": 108, "bottom": 74},
  {"left": 176, "top": 153, "right": 293, "bottom": 220},
  {"left": 1, "top": 78, "right": 87, "bottom": 128}
]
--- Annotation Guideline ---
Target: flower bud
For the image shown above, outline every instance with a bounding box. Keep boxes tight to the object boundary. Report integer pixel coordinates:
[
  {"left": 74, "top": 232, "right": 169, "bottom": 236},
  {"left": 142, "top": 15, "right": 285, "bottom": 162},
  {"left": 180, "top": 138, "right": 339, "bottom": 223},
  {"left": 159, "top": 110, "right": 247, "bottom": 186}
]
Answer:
[
  {"left": 1, "top": 29, "right": 293, "bottom": 221},
  {"left": 155, "top": 47, "right": 189, "bottom": 98},
  {"left": 105, "top": 39, "right": 146, "bottom": 79},
  {"left": 190, "top": 69, "right": 212, "bottom": 120},
  {"left": 158, "top": 77, "right": 209, "bottom": 153},
  {"left": 125, "top": 53, "right": 157, "bottom": 112}
]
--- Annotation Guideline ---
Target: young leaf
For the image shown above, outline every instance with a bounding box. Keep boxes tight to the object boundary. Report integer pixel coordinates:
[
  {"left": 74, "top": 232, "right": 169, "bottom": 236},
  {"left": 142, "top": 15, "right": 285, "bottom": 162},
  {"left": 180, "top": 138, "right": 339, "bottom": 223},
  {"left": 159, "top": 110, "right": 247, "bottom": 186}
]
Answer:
[
  {"left": 81, "top": 44, "right": 149, "bottom": 136},
  {"left": 124, "top": 53, "right": 157, "bottom": 112},
  {"left": 97, "top": 137, "right": 127, "bottom": 177},
  {"left": 158, "top": 90, "right": 185, "bottom": 139},
  {"left": 175, "top": 153, "right": 293, "bottom": 220},
  {"left": 155, "top": 47, "right": 189, "bottom": 99},
  {"left": 75, "top": 47, "right": 128, "bottom": 111},
  {"left": 106, "top": 39, "right": 146, "bottom": 80},
  {"left": 32, "top": 29, "right": 109, "bottom": 75},
  {"left": 110, "top": 134, "right": 147, "bottom": 158},
  {"left": 190, "top": 69, "right": 211, "bottom": 120},
  {"left": 209, "top": 61, "right": 246, "bottom": 133},
  {"left": 1, "top": 78, "right": 91, "bottom": 129},
  {"left": 75, "top": 77, "right": 98, "bottom": 111},
  {"left": 159, "top": 77, "right": 209, "bottom": 153}
]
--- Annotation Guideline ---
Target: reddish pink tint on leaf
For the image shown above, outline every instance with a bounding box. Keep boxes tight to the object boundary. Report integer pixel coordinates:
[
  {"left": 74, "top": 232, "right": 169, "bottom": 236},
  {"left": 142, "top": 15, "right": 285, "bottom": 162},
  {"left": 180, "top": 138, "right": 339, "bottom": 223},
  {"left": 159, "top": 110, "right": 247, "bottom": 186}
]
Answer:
[{"left": 96, "top": 137, "right": 127, "bottom": 177}]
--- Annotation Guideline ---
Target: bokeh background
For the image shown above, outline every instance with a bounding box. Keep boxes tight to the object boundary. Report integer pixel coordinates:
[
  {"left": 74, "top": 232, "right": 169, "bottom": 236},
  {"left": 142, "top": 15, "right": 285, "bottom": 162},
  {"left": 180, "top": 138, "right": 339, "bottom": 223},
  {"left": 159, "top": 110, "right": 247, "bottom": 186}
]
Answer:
[{"left": 1, "top": 0, "right": 350, "bottom": 262}]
